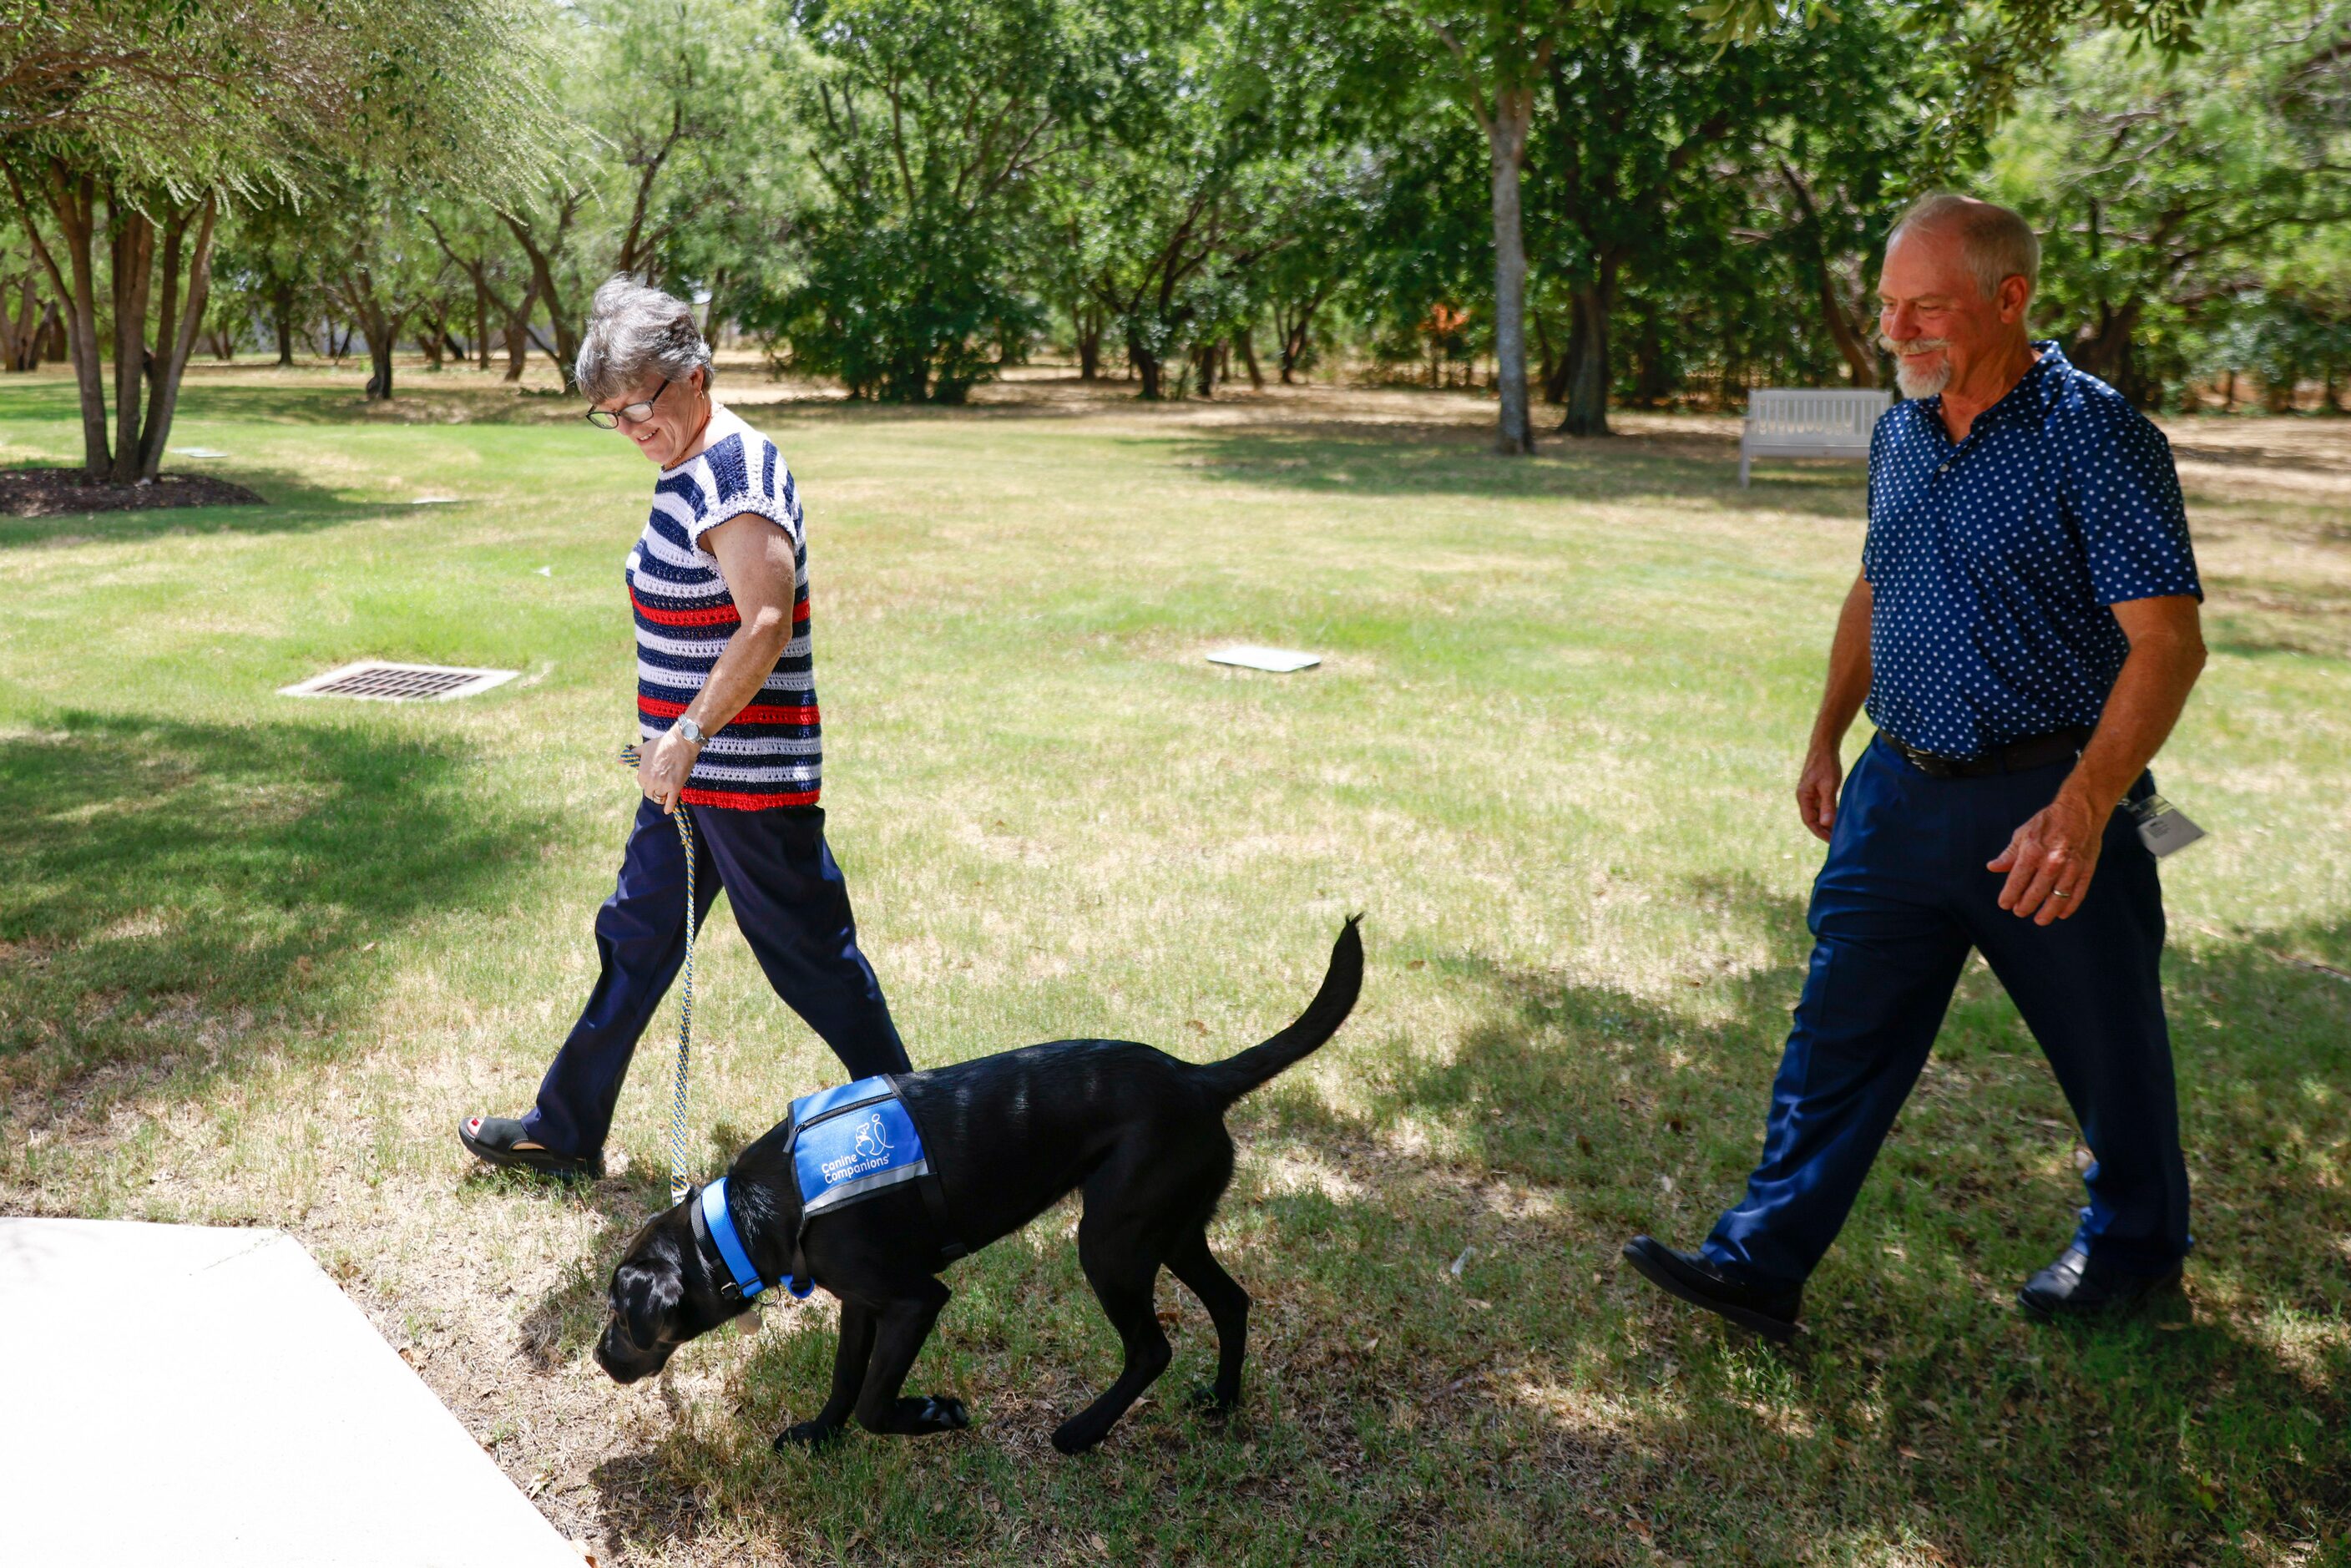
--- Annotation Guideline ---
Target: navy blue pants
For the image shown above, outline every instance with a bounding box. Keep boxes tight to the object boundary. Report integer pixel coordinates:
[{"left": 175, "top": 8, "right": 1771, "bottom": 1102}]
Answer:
[
  {"left": 523, "top": 799, "right": 910, "bottom": 1158},
  {"left": 1703, "top": 736, "right": 2191, "bottom": 1287}
]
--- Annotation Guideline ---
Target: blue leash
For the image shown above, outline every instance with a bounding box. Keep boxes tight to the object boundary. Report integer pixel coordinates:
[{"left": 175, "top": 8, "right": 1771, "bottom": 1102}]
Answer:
[{"left": 621, "top": 742, "right": 696, "bottom": 1205}]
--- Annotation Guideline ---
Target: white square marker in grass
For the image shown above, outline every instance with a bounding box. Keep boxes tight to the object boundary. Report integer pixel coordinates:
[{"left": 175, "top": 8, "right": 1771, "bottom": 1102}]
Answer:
[
  {"left": 169, "top": 447, "right": 228, "bottom": 458},
  {"left": 1206, "top": 644, "right": 1321, "bottom": 673}
]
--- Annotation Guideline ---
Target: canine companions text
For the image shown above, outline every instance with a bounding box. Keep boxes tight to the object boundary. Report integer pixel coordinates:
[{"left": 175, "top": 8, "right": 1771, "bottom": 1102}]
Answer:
[{"left": 594, "top": 918, "right": 1363, "bottom": 1454}]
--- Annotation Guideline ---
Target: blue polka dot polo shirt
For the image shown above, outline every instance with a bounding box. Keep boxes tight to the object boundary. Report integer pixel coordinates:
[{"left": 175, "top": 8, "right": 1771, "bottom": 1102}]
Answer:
[{"left": 1863, "top": 341, "right": 2202, "bottom": 761}]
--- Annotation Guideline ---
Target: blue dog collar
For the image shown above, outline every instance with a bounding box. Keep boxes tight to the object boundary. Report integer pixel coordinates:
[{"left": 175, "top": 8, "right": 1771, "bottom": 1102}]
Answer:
[{"left": 700, "top": 1177, "right": 811, "bottom": 1301}]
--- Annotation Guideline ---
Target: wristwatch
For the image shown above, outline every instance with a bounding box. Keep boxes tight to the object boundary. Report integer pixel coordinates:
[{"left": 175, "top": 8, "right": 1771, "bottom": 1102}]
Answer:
[{"left": 675, "top": 717, "right": 709, "bottom": 746}]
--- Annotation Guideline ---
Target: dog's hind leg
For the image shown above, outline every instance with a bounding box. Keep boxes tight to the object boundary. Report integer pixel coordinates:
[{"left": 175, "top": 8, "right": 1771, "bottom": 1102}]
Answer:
[
  {"left": 776, "top": 1300, "right": 878, "bottom": 1450},
  {"left": 1164, "top": 1227, "right": 1248, "bottom": 1415},
  {"left": 1050, "top": 1218, "right": 1175, "bottom": 1454},
  {"left": 851, "top": 1279, "right": 969, "bottom": 1438}
]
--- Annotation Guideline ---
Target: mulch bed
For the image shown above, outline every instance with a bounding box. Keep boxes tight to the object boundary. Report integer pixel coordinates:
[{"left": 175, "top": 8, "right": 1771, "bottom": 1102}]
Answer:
[{"left": 0, "top": 466, "right": 265, "bottom": 518}]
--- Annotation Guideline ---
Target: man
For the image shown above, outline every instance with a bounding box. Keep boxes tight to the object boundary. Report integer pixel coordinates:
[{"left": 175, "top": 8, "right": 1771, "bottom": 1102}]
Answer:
[
  {"left": 1625, "top": 195, "right": 2207, "bottom": 1338},
  {"left": 459, "top": 276, "right": 910, "bottom": 1181}
]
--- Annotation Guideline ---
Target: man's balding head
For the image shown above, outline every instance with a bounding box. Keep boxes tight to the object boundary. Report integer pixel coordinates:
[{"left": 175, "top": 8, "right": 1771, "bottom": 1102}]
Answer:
[
  {"left": 1888, "top": 195, "right": 2040, "bottom": 305},
  {"left": 1878, "top": 195, "right": 2040, "bottom": 402}
]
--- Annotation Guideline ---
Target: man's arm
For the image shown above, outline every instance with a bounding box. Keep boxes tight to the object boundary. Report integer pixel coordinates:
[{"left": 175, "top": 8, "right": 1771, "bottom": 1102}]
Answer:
[
  {"left": 1989, "top": 593, "right": 2207, "bottom": 923},
  {"left": 638, "top": 512, "right": 799, "bottom": 812},
  {"left": 1797, "top": 572, "right": 1874, "bottom": 842}
]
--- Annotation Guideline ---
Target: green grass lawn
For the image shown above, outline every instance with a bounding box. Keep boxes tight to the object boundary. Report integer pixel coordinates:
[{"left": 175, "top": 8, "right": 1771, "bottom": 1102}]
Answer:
[{"left": 2, "top": 361, "right": 2345, "bottom": 1566}]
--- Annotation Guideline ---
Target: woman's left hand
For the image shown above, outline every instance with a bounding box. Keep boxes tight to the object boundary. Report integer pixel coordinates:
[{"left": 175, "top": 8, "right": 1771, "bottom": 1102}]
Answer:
[{"left": 640, "top": 726, "right": 703, "bottom": 813}]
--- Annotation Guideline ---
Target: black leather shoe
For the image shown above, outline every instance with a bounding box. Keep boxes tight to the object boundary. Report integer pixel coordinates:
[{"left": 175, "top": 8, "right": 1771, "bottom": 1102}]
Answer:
[
  {"left": 1621, "top": 1236, "right": 1802, "bottom": 1342},
  {"left": 458, "top": 1115, "right": 604, "bottom": 1181},
  {"left": 2017, "top": 1246, "right": 2182, "bottom": 1321}
]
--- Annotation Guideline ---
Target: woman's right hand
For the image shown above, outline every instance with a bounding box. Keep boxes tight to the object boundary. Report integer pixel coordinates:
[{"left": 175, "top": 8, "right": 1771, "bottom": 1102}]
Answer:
[{"left": 640, "top": 726, "right": 703, "bottom": 814}]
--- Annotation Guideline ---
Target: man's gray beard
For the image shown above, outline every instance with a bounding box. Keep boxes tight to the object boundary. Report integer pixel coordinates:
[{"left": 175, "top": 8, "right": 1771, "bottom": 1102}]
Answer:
[
  {"left": 1881, "top": 335, "right": 1954, "bottom": 399},
  {"left": 1892, "top": 356, "right": 1951, "bottom": 399}
]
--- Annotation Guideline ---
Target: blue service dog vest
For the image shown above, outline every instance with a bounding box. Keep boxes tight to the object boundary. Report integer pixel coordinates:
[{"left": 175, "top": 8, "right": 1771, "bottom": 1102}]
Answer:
[
  {"left": 780, "top": 1075, "right": 964, "bottom": 1286},
  {"left": 791, "top": 1076, "right": 931, "bottom": 1217}
]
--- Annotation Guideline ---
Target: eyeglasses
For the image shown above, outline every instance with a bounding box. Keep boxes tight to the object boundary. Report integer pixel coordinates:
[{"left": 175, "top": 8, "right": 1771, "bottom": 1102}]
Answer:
[{"left": 584, "top": 379, "right": 671, "bottom": 429}]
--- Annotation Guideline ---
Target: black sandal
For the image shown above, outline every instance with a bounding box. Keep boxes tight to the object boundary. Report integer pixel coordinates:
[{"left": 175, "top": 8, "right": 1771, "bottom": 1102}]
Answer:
[{"left": 458, "top": 1115, "right": 604, "bottom": 1181}]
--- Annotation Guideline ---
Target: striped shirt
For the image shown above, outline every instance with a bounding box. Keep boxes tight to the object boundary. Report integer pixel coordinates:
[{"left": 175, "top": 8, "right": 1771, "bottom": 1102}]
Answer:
[{"left": 625, "top": 403, "right": 819, "bottom": 811}]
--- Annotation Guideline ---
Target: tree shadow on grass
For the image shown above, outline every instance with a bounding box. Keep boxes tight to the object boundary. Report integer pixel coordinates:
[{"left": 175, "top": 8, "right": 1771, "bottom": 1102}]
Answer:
[
  {"left": 0, "top": 463, "right": 431, "bottom": 550},
  {"left": 1157, "top": 423, "right": 1871, "bottom": 518},
  {"left": 1331, "top": 878, "right": 2350, "bottom": 1564},
  {"left": 0, "top": 711, "right": 557, "bottom": 1120},
  {"left": 522, "top": 878, "right": 2346, "bottom": 1563},
  {"left": 0, "top": 374, "right": 577, "bottom": 432}
]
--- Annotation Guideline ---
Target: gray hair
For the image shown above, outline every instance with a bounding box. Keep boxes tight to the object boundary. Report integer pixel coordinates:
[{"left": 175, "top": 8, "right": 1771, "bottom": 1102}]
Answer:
[
  {"left": 1888, "top": 194, "right": 2040, "bottom": 302},
  {"left": 574, "top": 275, "right": 714, "bottom": 402}
]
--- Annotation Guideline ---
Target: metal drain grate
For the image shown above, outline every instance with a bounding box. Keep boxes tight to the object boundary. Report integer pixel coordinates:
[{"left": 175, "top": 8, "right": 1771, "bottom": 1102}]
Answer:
[{"left": 279, "top": 661, "right": 519, "bottom": 703}]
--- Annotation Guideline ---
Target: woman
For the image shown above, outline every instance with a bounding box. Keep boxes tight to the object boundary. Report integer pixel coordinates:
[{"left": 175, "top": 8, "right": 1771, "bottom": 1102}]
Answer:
[{"left": 460, "top": 276, "right": 909, "bottom": 1180}]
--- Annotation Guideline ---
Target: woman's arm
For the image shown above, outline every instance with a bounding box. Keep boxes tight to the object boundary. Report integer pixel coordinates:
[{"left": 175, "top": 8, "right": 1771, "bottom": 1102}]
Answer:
[{"left": 638, "top": 512, "right": 798, "bottom": 812}]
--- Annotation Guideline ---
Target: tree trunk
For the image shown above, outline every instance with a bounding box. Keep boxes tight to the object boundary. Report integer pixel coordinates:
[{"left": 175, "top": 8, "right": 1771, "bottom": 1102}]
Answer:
[
  {"left": 0, "top": 274, "right": 33, "bottom": 370},
  {"left": 1560, "top": 261, "right": 1616, "bottom": 438},
  {"left": 274, "top": 305, "right": 295, "bottom": 366},
  {"left": 1194, "top": 341, "right": 1216, "bottom": 398},
  {"left": 474, "top": 273, "right": 491, "bottom": 370},
  {"left": 1631, "top": 311, "right": 1673, "bottom": 407},
  {"left": 1133, "top": 341, "right": 1164, "bottom": 400},
  {"left": 135, "top": 196, "right": 215, "bottom": 480},
  {"left": 1532, "top": 311, "right": 1560, "bottom": 404},
  {"left": 107, "top": 195, "right": 157, "bottom": 483},
  {"left": 1074, "top": 301, "right": 1101, "bottom": 380},
  {"left": 2070, "top": 297, "right": 2143, "bottom": 391},
  {"left": 503, "top": 210, "right": 582, "bottom": 382},
  {"left": 1486, "top": 85, "right": 1535, "bottom": 455},
  {"left": 1818, "top": 268, "right": 1876, "bottom": 388},
  {"left": 41, "top": 298, "right": 65, "bottom": 362},
  {"left": 503, "top": 286, "right": 535, "bottom": 382},
  {"left": 1236, "top": 326, "right": 1264, "bottom": 390},
  {"left": 18, "top": 165, "right": 114, "bottom": 474},
  {"left": 358, "top": 298, "right": 402, "bottom": 402}
]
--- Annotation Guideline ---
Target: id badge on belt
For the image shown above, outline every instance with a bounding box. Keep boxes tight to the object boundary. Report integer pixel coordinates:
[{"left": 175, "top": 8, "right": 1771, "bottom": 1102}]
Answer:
[{"left": 2127, "top": 792, "right": 2207, "bottom": 857}]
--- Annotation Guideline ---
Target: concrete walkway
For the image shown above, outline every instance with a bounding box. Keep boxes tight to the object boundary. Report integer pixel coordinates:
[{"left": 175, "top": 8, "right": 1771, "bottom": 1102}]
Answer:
[{"left": 0, "top": 1218, "right": 583, "bottom": 1567}]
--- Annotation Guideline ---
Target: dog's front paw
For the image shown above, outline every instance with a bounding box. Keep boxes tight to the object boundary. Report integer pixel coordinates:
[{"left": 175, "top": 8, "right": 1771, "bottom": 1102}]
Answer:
[{"left": 775, "top": 1419, "right": 846, "bottom": 1452}]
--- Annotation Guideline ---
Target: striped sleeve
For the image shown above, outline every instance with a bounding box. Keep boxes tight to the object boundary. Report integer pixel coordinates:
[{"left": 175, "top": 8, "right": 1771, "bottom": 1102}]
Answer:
[{"left": 684, "top": 429, "right": 801, "bottom": 549}]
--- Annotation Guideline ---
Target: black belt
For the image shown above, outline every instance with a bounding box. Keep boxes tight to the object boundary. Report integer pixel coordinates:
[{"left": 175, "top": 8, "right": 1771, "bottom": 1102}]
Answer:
[{"left": 1883, "top": 726, "right": 2091, "bottom": 780}]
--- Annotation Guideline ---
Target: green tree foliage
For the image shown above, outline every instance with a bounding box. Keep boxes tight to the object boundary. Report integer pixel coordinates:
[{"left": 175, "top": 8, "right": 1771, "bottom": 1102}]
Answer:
[
  {"left": 751, "top": 0, "right": 1130, "bottom": 402},
  {"left": 209, "top": 199, "right": 322, "bottom": 368},
  {"left": 1383, "top": 0, "right": 1563, "bottom": 452},
  {"left": 498, "top": 0, "right": 787, "bottom": 383},
  {"left": 0, "top": 0, "right": 550, "bottom": 475},
  {"left": 1532, "top": 0, "right": 1924, "bottom": 434},
  {"left": 1990, "top": 0, "right": 2351, "bottom": 407},
  {"left": 1064, "top": 0, "right": 1342, "bottom": 401}
]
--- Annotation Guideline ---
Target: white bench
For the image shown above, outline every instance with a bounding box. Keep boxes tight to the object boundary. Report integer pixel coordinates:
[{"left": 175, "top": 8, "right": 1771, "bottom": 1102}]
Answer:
[{"left": 1740, "top": 388, "right": 1892, "bottom": 486}]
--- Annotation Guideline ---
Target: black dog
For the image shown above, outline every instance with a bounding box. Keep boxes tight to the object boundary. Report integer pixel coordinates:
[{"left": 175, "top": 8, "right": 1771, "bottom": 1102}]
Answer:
[{"left": 594, "top": 918, "right": 1362, "bottom": 1454}]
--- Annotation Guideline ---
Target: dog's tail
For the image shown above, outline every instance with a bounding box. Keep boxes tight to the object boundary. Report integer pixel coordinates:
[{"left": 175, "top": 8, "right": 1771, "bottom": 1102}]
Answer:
[{"left": 1191, "top": 917, "right": 1363, "bottom": 1106}]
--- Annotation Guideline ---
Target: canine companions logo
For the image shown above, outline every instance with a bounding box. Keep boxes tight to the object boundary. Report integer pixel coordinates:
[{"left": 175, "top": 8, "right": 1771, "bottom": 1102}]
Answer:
[{"left": 821, "top": 1112, "right": 893, "bottom": 1183}]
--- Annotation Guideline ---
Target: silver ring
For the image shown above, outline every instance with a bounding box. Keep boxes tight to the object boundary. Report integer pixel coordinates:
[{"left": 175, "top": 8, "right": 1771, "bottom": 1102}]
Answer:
[{"left": 2052, "top": 890, "right": 2072, "bottom": 899}]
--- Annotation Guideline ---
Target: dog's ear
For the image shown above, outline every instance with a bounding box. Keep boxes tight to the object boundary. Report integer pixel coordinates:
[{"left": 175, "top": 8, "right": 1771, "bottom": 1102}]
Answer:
[{"left": 616, "top": 1259, "right": 683, "bottom": 1350}]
